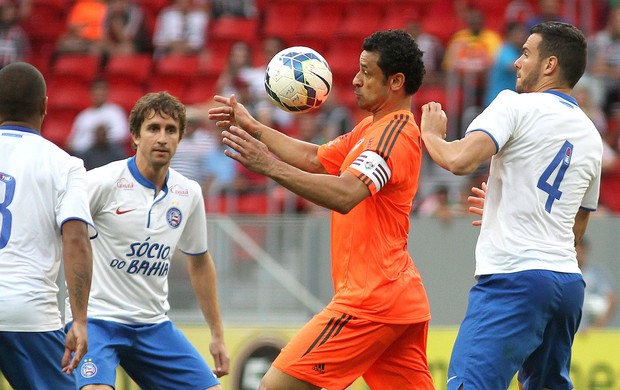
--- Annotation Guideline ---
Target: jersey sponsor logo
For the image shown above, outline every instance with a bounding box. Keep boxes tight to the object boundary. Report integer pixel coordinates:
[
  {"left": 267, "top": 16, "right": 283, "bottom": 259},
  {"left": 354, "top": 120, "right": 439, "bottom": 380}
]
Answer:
[
  {"left": 115, "top": 207, "right": 136, "bottom": 215},
  {"left": 116, "top": 178, "right": 134, "bottom": 189},
  {"left": 0, "top": 173, "right": 13, "bottom": 183},
  {"left": 81, "top": 359, "right": 97, "bottom": 378},
  {"left": 170, "top": 184, "right": 189, "bottom": 196},
  {"left": 166, "top": 207, "right": 182, "bottom": 228}
]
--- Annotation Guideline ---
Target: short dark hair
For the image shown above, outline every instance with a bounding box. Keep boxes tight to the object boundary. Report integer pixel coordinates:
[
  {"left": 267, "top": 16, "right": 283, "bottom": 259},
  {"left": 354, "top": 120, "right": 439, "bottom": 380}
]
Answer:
[
  {"left": 530, "top": 22, "right": 587, "bottom": 88},
  {"left": 0, "top": 62, "right": 46, "bottom": 122},
  {"left": 362, "top": 29, "right": 425, "bottom": 95},
  {"left": 129, "top": 91, "right": 186, "bottom": 141}
]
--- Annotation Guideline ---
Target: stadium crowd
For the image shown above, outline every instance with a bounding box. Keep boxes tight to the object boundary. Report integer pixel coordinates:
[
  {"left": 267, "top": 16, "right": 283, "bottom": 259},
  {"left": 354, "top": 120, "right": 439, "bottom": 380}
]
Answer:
[{"left": 10, "top": 0, "right": 620, "bottom": 215}]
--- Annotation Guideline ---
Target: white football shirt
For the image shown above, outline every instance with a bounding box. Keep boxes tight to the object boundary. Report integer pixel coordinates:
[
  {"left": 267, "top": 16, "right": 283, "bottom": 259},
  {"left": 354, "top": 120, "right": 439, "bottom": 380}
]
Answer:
[
  {"left": 466, "top": 90, "right": 603, "bottom": 276},
  {"left": 66, "top": 157, "right": 208, "bottom": 324},
  {"left": 0, "top": 126, "right": 93, "bottom": 331}
]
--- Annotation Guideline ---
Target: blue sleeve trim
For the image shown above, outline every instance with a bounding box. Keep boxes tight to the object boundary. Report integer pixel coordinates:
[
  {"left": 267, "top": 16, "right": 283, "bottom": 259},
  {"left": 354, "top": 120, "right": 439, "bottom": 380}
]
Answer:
[
  {"left": 60, "top": 218, "right": 98, "bottom": 239},
  {"left": 465, "top": 129, "right": 499, "bottom": 154},
  {"left": 579, "top": 206, "right": 596, "bottom": 212},
  {"left": 180, "top": 249, "right": 209, "bottom": 256}
]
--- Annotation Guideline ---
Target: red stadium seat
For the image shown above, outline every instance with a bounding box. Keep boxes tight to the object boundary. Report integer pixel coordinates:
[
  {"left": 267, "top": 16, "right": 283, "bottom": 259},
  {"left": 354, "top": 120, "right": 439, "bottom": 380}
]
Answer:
[
  {"left": 209, "top": 16, "right": 260, "bottom": 45},
  {"left": 104, "top": 54, "right": 153, "bottom": 88},
  {"left": 41, "top": 110, "right": 78, "bottom": 150},
  {"left": 183, "top": 75, "right": 218, "bottom": 105},
  {"left": 46, "top": 78, "right": 91, "bottom": 113},
  {"left": 294, "top": 3, "right": 345, "bottom": 45},
  {"left": 107, "top": 83, "right": 146, "bottom": 113},
  {"left": 51, "top": 54, "right": 101, "bottom": 84},
  {"left": 336, "top": 3, "right": 383, "bottom": 41},
  {"left": 154, "top": 54, "right": 200, "bottom": 78},
  {"left": 261, "top": 1, "right": 305, "bottom": 40}
]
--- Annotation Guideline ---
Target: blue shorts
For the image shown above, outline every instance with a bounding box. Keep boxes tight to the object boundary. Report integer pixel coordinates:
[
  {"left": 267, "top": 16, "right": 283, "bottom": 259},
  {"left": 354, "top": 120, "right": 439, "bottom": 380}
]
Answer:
[
  {"left": 67, "top": 318, "right": 219, "bottom": 390},
  {"left": 0, "top": 330, "right": 77, "bottom": 389},
  {"left": 447, "top": 270, "right": 584, "bottom": 390}
]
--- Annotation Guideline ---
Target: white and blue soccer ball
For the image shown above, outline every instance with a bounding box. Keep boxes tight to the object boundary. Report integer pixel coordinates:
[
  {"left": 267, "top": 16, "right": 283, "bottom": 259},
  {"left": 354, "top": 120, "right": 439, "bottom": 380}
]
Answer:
[{"left": 264, "top": 46, "right": 332, "bottom": 113}]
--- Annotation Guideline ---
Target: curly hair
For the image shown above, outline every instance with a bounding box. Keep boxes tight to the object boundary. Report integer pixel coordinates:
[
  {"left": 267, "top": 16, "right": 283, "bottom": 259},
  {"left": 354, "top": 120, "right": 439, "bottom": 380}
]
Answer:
[
  {"left": 362, "top": 30, "right": 425, "bottom": 95},
  {"left": 129, "top": 91, "right": 187, "bottom": 141}
]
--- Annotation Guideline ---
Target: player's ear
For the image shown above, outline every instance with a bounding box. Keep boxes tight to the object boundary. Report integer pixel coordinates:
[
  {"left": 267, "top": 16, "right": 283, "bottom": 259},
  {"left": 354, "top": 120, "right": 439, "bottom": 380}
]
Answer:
[
  {"left": 41, "top": 96, "right": 47, "bottom": 117},
  {"left": 544, "top": 56, "right": 558, "bottom": 75},
  {"left": 389, "top": 73, "right": 405, "bottom": 91}
]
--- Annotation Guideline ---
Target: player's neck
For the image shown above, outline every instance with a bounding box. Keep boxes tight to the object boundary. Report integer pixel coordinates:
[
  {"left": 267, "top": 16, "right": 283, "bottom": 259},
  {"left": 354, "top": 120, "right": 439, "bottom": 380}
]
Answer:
[
  {"left": 135, "top": 155, "right": 169, "bottom": 193},
  {"left": 0, "top": 120, "right": 39, "bottom": 131}
]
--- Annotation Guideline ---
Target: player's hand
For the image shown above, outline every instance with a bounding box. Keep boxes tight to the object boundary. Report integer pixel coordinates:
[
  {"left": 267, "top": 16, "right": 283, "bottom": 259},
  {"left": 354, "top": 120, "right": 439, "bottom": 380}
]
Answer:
[
  {"left": 208, "top": 95, "right": 257, "bottom": 133},
  {"left": 62, "top": 320, "right": 88, "bottom": 375},
  {"left": 223, "top": 125, "right": 274, "bottom": 175},
  {"left": 420, "top": 102, "right": 448, "bottom": 140},
  {"left": 468, "top": 181, "right": 487, "bottom": 227},
  {"left": 209, "top": 338, "right": 230, "bottom": 378}
]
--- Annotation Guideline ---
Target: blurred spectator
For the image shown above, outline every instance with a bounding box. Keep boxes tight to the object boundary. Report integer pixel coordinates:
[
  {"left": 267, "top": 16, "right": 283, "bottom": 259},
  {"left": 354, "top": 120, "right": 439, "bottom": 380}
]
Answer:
[
  {"left": 216, "top": 40, "right": 254, "bottom": 97},
  {"left": 240, "top": 35, "right": 295, "bottom": 131},
  {"left": 404, "top": 17, "right": 444, "bottom": 85},
  {"left": 210, "top": 0, "right": 256, "bottom": 19},
  {"left": 416, "top": 185, "right": 457, "bottom": 224},
  {"left": 101, "top": 0, "right": 149, "bottom": 56},
  {"left": 152, "top": 0, "right": 208, "bottom": 59},
  {"left": 577, "top": 238, "right": 618, "bottom": 331},
  {"left": 484, "top": 21, "right": 527, "bottom": 106},
  {"left": 504, "top": 0, "right": 535, "bottom": 24},
  {"left": 15, "top": 0, "right": 28, "bottom": 20},
  {"left": 588, "top": 7, "right": 620, "bottom": 115},
  {"left": 574, "top": 79, "right": 620, "bottom": 174},
  {"left": 316, "top": 84, "right": 354, "bottom": 139},
  {"left": 80, "top": 124, "right": 128, "bottom": 170},
  {"left": 0, "top": 0, "right": 30, "bottom": 68},
  {"left": 55, "top": 0, "right": 106, "bottom": 55},
  {"left": 170, "top": 107, "right": 216, "bottom": 192},
  {"left": 67, "top": 78, "right": 129, "bottom": 155},
  {"left": 443, "top": 7, "right": 502, "bottom": 107},
  {"left": 242, "top": 35, "right": 285, "bottom": 97},
  {"left": 202, "top": 126, "right": 238, "bottom": 196},
  {"left": 526, "top": 0, "right": 569, "bottom": 30}
]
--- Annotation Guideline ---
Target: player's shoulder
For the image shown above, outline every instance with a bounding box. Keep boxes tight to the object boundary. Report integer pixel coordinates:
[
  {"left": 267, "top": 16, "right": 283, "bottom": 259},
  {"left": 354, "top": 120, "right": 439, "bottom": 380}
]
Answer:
[
  {"left": 167, "top": 167, "right": 203, "bottom": 195},
  {"left": 86, "top": 159, "right": 129, "bottom": 183}
]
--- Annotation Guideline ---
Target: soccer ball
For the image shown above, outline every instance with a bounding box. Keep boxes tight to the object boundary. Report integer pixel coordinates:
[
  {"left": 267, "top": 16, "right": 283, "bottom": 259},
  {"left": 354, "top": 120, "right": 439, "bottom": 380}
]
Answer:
[{"left": 264, "top": 46, "right": 332, "bottom": 113}]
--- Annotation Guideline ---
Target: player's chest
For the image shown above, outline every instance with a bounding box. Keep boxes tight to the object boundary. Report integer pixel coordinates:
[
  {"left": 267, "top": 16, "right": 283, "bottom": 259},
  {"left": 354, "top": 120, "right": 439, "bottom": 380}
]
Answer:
[{"left": 98, "top": 185, "right": 193, "bottom": 232}]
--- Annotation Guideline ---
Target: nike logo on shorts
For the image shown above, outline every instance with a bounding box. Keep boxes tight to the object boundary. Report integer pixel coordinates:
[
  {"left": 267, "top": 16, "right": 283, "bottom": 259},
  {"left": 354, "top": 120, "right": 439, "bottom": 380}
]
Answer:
[
  {"left": 115, "top": 207, "right": 136, "bottom": 215},
  {"left": 447, "top": 375, "right": 458, "bottom": 384}
]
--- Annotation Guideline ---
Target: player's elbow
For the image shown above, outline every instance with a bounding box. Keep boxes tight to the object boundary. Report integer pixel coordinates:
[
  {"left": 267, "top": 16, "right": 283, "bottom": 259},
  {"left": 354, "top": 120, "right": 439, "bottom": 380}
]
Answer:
[{"left": 445, "top": 158, "right": 478, "bottom": 176}]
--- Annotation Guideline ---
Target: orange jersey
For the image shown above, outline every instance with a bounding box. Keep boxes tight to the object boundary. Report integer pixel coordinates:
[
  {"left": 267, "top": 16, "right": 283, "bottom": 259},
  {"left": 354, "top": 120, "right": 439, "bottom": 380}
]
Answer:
[{"left": 317, "top": 110, "right": 430, "bottom": 323}]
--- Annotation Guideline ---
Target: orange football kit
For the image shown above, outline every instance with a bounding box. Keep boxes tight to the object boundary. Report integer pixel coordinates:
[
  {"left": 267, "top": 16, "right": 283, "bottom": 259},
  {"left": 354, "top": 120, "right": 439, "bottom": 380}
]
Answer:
[{"left": 272, "top": 111, "right": 434, "bottom": 389}]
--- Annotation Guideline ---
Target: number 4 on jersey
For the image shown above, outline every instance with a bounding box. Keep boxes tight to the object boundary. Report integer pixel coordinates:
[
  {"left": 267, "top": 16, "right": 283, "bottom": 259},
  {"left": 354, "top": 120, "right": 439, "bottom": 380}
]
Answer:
[{"left": 537, "top": 141, "right": 573, "bottom": 213}]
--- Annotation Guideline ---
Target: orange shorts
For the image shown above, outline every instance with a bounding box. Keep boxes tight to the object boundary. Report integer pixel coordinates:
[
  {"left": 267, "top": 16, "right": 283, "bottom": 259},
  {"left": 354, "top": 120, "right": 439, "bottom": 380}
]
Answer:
[{"left": 272, "top": 308, "right": 434, "bottom": 390}]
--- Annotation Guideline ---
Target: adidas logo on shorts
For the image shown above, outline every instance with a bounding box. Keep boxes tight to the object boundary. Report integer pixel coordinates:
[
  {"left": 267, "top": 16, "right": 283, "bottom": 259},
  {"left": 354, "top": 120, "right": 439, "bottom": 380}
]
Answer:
[{"left": 312, "top": 363, "right": 326, "bottom": 374}]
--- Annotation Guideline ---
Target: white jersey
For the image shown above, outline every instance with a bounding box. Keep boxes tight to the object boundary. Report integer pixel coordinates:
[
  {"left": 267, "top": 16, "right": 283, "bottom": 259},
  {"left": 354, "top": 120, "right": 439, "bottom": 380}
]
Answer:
[
  {"left": 0, "top": 126, "right": 93, "bottom": 331},
  {"left": 66, "top": 157, "right": 208, "bottom": 324},
  {"left": 466, "top": 90, "right": 603, "bottom": 276}
]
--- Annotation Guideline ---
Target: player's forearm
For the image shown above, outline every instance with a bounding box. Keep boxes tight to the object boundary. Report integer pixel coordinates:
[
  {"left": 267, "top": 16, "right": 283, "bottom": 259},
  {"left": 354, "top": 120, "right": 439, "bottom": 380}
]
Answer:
[
  {"left": 189, "top": 254, "right": 225, "bottom": 339},
  {"left": 265, "top": 160, "right": 366, "bottom": 213},
  {"left": 62, "top": 222, "right": 93, "bottom": 323},
  {"left": 422, "top": 134, "right": 478, "bottom": 175},
  {"left": 250, "top": 123, "right": 325, "bottom": 174}
]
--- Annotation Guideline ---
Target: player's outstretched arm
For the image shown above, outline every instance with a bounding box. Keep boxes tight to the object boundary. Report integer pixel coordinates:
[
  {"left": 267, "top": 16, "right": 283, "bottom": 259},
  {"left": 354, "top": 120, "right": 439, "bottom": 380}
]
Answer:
[
  {"left": 187, "top": 252, "right": 229, "bottom": 378},
  {"left": 209, "top": 95, "right": 326, "bottom": 174},
  {"left": 61, "top": 219, "right": 93, "bottom": 374}
]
